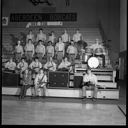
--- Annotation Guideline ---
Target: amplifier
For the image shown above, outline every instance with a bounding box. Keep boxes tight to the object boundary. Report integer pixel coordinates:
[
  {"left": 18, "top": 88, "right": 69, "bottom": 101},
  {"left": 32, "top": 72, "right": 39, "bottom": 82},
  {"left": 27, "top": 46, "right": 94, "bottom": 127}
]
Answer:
[
  {"left": 48, "top": 71, "right": 69, "bottom": 88},
  {"left": 2, "top": 72, "right": 20, "bottom": 87},
  {"left": 74, "top": 75, "right": 83, "bottom": 88}
]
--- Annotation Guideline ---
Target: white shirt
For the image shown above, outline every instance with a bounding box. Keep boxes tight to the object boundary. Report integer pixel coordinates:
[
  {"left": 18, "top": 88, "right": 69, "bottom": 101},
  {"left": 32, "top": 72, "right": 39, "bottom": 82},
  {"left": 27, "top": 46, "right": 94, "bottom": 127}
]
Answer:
[
  {"left": 83, "top": 73, "right": 97, "bottom": 85},
  {"left": 17, "top": 61, "right": 28, "bottom": 72},
  {"left": 58, "top": 61, "right": 71, "bottom": 69},
  {"left": 73, "top": 33, "right": 82, "bottom": 42},
  {"left": 5, "top": 61, "right": 16, "bottom": 70},
  {"left": 36, "top": 33, "right": 46, "bottom": 42},
  {"left": 44, "top": 61, "right": 56, "bottom": 71},
  {"left": 35, "top": 73, "right": 47, "bottom": 87},
  {"left": 55, "top": 42, "right": 65, "bottom": 54},
  {"left": 15, "top": 45, "right": 24, "bottom": 55},
  {"left": 89, "top": 43, "right": 105, "bottom": 55},
  {"left": 29, "top": 61, "right": 42, "bottom": 69},
  {"left": 24, "top": 43, "right": 35, "bottom": 56},
  {"left": 67, "top": 45, "right": 77, "bottom": 56},
  {"left": 35, "top": 44, "right": 45, "bottom": 55},
  {"left": 48, "top": 34, "right": 56, "bottom": 43},
  {"left": 26, "top": 34, "right": 35, "bottom": 42},
  {"left": 61, "top": 33, "right": 70, "bottom": 42},
  {"left": 46, "top": 45, "right": 54, "bottom": 57}
]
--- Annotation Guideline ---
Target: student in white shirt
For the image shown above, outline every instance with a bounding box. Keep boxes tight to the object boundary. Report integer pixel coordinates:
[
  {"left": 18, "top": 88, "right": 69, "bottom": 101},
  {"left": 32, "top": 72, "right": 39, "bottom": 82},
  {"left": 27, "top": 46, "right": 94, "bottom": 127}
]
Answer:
[
  {"left": 24, "top": 39, "right": 35, "bottom": 63},
  {"left": 34, "top": 69, "right": 47, "bottom": 97},
  {"left": 36, "top": 28, "right": 46, "bottom": 43},
  {"left": 90, "top": 39, "right": 106, "bottom": 67},
  {"left": 44, "top": 57, "right": 56, "bottom": 71},
  {"left": 72, "top": 29, "right": 82, "bottom": 43},
  {"left": 61, "top": 29, "right": 70, "bottom": 53},
  {"left": 26, "top": 30, "right": 35, "bottom": 43},
  {"left": 67, "top": 40, "right": 77, "bottom": 63},
  {"left": 55, "top": 37, "right": 65, "bottom": 64},
  {"left": 29, "top": 57, "right": 42, "bottom": 79},
  {"left": 46, "top": 41, "right": 55, "bottom": 61},
  {"left": 48, "top": 31, "right": 56, "bottom": 45},
  {"left": 82, "top": 68, "right": 98, "bottom": 101},
  {"left": 17, "top": 57, "right": 28, "bottom": 74},
  {"left": 35, "top": 40, "right": 45, "bottom": 62},
  {"left": 58, "top": 57, "right": 72, "bottom": 72},
  {"left": 15, "top": 40, "right": 24, "bottom": 63},
  {"left": 4, "top": 58, "right": 16, "bottom": 71}
]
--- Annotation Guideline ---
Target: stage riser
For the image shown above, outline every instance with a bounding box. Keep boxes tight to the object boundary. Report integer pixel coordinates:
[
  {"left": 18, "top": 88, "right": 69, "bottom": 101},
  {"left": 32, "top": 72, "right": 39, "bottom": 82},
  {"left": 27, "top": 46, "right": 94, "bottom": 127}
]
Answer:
[
  {"left": 2, "top": 87, "right": 119, "bottom": 99},
  {"left": 96, "top": 75, "right": 113, "bottom": 81},
  {"left": 97, "top": 82, "right": 117, "bottom": 88}
]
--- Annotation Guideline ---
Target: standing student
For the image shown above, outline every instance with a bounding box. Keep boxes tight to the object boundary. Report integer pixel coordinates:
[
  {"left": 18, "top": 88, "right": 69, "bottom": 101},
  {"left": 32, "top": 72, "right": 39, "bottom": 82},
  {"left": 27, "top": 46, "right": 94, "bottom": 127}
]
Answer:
[
  {"left": 36, "top": 28, "right": 46, "bottom": 43},
  {"left": 67, "top": 40, "right": 77, "bottom": 64},
  {"left": 61, "top": 29, "right": 70, "bottom": 53},
  {"left": 55, "top": 37, "right": 65, "bottom": 64},
  {"left": 35, "top": 40, "right": 45, "bottom": 63},
  {"left": 26, "top": 30, "right": 35, "bottom": 43},
  {"left": 24, "top": 39, "right": 35, "bottom": 64}
]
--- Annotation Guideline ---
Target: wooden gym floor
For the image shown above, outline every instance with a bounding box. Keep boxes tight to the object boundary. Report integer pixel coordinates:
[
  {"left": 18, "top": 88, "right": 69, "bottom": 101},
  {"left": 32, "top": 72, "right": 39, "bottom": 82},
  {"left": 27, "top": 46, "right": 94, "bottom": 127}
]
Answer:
[{"left": 2, "top": 80, "right": 126, "bottom": 125}]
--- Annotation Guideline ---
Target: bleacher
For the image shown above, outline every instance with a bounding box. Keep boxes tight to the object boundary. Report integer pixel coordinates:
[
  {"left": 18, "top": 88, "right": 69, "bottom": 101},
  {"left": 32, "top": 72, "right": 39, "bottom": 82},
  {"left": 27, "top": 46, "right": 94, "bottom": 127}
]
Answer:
[{"left": 2, "top": 26, "right": 119, "bottom": 99}]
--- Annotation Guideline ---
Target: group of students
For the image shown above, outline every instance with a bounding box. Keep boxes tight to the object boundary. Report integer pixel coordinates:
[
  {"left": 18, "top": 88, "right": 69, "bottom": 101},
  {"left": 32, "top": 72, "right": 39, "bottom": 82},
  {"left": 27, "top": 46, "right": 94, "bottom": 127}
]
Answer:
[
  {"left": 4, "top": 55, "right": 98, "bottom": 101},
  {"left": 15, "top": 28, "right": 82, "bottom": 65}
]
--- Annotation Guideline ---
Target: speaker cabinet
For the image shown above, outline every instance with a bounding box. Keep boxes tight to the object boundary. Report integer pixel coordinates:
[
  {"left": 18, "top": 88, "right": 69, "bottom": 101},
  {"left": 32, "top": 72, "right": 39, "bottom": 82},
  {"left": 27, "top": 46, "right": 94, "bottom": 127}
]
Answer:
[
  {"left": 2, "top": 72, "right": 20, "bottom": 87},
  {"left": 48, "top": 71, "right": 69, "bottom": 88}
]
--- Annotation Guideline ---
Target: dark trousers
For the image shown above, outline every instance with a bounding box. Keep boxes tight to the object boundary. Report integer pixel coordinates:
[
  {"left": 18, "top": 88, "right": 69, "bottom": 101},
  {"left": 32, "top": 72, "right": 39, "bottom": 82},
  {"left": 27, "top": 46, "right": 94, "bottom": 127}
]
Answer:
[
  {"left": 19, "top": 84, "right": 31, "bottom": 98},
  {"left": 95, "top": 54, "right": 105, "bottom": 67}
]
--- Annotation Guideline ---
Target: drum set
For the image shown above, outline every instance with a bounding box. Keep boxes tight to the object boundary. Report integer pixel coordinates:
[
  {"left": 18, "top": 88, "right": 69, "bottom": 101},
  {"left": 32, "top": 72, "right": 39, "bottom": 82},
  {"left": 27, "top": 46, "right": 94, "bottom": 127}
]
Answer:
[{"left": 81, "top": 47, "right": 107, "bottom": 69}]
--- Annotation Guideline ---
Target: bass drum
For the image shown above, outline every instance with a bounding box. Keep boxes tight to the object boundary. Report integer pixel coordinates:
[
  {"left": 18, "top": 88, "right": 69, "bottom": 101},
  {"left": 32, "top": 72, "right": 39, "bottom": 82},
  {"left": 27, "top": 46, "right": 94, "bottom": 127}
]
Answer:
[{"left": 88, "top": 57, "right": 99, "bottom": 68}]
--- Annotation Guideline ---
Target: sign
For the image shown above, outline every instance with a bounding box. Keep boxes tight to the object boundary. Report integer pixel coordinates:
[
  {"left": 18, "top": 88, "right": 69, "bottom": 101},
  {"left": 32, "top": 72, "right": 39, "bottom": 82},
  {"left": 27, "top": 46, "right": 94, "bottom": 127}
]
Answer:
[
  {"left": 10, "top": 13, "right": 77, "bottom": 22},
  {"left": 2, "top": 17, "right": 8, "bottom": 26}
]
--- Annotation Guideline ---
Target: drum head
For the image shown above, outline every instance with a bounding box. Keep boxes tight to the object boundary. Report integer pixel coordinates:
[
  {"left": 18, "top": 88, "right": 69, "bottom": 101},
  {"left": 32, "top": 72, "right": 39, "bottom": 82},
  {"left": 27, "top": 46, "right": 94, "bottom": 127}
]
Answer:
[{"left": 88, "top": 57, "right": 99, "bottom": 68}]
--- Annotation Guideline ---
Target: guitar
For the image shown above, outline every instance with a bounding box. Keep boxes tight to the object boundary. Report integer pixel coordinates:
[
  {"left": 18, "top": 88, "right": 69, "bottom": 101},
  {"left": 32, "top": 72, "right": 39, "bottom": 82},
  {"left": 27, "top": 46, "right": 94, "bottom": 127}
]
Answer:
[{"left": 37, "top": 74, "right": 47, "bottom": 87}]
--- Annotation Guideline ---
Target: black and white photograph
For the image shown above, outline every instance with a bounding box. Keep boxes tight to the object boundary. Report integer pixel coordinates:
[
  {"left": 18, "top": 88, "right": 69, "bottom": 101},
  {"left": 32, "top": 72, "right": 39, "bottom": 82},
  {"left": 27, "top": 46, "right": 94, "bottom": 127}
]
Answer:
[{"left": 1, "top": 0, "right": 127, "bottom": 125}]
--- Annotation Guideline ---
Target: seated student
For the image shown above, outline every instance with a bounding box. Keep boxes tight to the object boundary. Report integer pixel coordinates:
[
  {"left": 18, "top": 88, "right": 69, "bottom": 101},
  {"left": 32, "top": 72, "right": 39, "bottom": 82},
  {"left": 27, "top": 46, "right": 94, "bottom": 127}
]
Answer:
[
  {"left": 16, "top": 57, "right": 28, "bottom": 74},
  {"left": 34, "top": 69, "right": 47, "bottom": 97},
  {"left": 44, "top": 57, "right": 56, "bottom": 71},
  {"left": 89, "top": 38, "right": 106, "bottom": 67},
  {"left": 4, "top": 58, "right": 16, "bottom": 72},
  {"left": 29, "top": 57, "right": 42, "bottom": 79},
  {"left": 19, "top": 68, "right": 33, "bottom": 99},
  {"left": 82, "top": 68, "right": 98, "bottom": 101},
  {"left": 58, "top": 57, "right": 72, "bottom": 72}
]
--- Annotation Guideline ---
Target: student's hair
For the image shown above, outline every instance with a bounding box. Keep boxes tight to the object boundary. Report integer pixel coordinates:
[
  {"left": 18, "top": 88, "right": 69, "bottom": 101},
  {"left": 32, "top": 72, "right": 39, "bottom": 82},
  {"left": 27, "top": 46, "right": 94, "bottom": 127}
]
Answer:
[{"left": 39, "top": 28, "right": 43, "bottom": 31}]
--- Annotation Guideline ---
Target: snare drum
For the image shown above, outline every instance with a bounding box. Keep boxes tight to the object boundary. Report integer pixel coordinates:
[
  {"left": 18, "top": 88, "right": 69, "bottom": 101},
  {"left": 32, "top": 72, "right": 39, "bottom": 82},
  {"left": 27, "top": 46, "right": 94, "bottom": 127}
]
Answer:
[
  {"left": 95, "top": 48, "right": 103, "bottom": 55},
  {"left": 85, "top": 48, "right": 93, "bottom": 55}
]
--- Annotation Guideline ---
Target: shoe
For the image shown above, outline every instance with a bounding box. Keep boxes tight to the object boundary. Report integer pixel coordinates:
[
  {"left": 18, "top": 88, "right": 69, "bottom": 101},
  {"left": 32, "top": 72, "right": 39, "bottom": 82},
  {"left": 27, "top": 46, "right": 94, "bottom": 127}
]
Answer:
[
  {"left": 42, "top": 96, "right": 45, "bottom": 98},
  {"left": 92, "top": 97, "right": 97, "bottom": 101}
]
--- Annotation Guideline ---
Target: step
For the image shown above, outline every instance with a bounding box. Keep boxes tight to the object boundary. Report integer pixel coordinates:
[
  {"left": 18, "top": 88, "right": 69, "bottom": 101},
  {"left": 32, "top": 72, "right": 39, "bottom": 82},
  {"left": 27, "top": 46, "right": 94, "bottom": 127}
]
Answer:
[{"left": 2, "top": 87, "right": 119, "bottom": 99}]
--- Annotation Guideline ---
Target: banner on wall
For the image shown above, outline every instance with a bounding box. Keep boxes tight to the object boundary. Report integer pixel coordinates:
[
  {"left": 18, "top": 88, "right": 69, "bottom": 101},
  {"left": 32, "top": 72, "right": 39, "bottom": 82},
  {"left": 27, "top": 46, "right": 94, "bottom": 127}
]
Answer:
[
  {"left": 26, "top": 21, "right": 63, "bottom": 28},
  {"left": 2, "top": 17, "right": 8, "bottom": 26}
]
